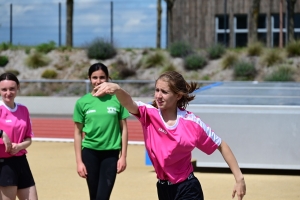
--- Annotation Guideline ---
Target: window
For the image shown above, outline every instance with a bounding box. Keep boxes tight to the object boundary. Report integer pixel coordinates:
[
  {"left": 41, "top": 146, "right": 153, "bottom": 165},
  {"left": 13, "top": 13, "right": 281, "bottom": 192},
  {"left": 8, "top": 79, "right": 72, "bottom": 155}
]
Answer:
[
  {"left": 271, "top": 14, "right": 286, "bottom": 47},
  {"left": 294, "top": 13, "right": 300, "bottom": 39},
  {"left": 257, "top": 14, "right": 267, "bottom": 44},
  {"left": 215, "top": 15, "right": 229, "bottom": 46},
  {"left": 236, "top": 15, "right": 247, "bottom": 29},
  {"left": 234, "top": 15, "right": 248, "bottom": 47}
]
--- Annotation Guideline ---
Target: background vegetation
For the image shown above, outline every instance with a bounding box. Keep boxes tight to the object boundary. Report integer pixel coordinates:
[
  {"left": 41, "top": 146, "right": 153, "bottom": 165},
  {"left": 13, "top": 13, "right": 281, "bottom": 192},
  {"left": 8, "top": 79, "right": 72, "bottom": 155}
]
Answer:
[{"left": 0, "top": 39, "right": 299, "bottom": 96}]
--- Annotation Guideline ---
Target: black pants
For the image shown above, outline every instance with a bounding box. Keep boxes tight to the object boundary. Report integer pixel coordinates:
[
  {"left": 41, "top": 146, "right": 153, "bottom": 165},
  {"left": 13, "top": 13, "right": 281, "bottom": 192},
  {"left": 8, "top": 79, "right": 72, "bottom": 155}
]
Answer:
[
  {"left": 82, "top": 148, "right": 119, "bottom": 200},
  {"left": 156, "top": 176, "right": 204, "bottom": 200}
]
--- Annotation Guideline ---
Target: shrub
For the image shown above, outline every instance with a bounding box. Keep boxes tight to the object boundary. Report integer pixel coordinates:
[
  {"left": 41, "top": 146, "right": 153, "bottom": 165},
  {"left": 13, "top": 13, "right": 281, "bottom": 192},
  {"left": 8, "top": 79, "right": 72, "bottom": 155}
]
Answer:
[
  {"left": 201, "top": 75, "right": 210, "bottom": 80},
  {"left": 286, "top": 40, "right": 300, "bottom": 57},
  {"left": 0, "top": 55, "right": 9, "bottom": 67},
  {"left": 233, "top": 61, "right": 256, "bottom": 80},
  {"left": 144, "top": 52, "right": 165, "bottom": 68},
  {"left": 261, "top": 49, "right": 284, "bottom": 67},
  {"left": 86, "top": 38, "right": 117, "bottom": 60},
  {"left": 169, "top": 41, "right": 193, "bottom": 58},
  {"left": 5, "top": 69, "right": 20, "bottom": 76},
  {"left": 207, "top": 43, "right": 225, "bottom": 59},
  {"left": 161, "top": 63, "right": 176, "bottom": 73},
  {"left": 36, "top": 41, "right": 56, "bottom": 54},
  {"left": 221, "top": 52, "right": 238, "bottom": 69},
  {"left": 264, "top": 65, "right": 294, "bottom": 82},
  {"left": 247, "top": 42, "right": 264, "bottom": 56},
  {"left": 41, "top": 69, "right": 58, "bottom": 79},
  {"left": 0, "top": 42, "right": 11, "bottom": 51},
  {"left": 184, "top": 54, "right": 206, "bottom": 70},
  {"left": 25, "top": 47, "right": 31, "bottom": 54},
  {"left": 110, "top": 59, "right": 135, "bottom": 80},
  {"left": 57, "top": 46, "right": 72, "bottom": 52},
  {"left": 25, "top": 52, "right": 50, "bottom": 69},
  {"left": 119, "top": 67, "right": 136, "bottom": 79}
]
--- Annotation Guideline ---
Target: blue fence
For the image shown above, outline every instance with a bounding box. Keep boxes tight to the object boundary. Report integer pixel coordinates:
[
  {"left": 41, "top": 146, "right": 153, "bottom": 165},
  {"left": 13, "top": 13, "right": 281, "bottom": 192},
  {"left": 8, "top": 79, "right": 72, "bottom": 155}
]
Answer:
[{"left": 0, "top": 1, "right": 167, "bottom": 48}]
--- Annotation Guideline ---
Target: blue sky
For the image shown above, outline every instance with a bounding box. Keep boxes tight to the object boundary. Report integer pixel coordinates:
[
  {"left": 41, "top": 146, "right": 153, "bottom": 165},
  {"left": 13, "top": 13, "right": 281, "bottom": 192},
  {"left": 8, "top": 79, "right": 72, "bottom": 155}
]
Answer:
[{"left": 0, "top": 0, "right": 167, "bottom": 48}]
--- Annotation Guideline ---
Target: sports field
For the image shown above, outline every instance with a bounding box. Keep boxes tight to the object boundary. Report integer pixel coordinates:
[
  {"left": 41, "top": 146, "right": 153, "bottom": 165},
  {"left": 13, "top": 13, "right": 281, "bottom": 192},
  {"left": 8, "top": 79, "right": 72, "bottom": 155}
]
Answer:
[{"left": 27, "top": 142, "right": 300, "bottom": 200}]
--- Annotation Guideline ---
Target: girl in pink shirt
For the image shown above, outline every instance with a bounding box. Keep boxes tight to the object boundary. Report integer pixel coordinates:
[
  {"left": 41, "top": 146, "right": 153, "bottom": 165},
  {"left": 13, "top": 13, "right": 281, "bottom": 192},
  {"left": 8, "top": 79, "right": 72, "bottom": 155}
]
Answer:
[
  {"left": 93, "top": 71, "right": 246, "bottom": 200},
  {"left": 0, "top": 72, "right": 38, "bottom": 200}
]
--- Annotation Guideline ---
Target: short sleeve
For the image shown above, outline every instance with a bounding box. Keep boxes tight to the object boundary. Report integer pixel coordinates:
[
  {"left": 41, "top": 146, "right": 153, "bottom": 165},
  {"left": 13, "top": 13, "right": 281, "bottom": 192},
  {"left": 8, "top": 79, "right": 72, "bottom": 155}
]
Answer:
[{"left": 73, "top": 100, "right": 84, "bottom": 123}]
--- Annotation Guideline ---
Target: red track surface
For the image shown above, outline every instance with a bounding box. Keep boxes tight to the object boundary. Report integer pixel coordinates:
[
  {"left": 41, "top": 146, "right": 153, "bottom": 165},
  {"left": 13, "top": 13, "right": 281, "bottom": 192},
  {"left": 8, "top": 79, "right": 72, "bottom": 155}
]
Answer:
[{"left": 31, "top": 118, "right": 144, "bottom": 142}]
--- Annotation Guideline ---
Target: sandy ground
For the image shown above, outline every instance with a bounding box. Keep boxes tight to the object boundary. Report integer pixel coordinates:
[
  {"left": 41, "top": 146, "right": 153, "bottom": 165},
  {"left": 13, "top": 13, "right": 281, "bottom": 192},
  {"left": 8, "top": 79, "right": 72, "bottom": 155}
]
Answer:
[{"left": 27, "top": 141, "right": 300, "bottom": 200}]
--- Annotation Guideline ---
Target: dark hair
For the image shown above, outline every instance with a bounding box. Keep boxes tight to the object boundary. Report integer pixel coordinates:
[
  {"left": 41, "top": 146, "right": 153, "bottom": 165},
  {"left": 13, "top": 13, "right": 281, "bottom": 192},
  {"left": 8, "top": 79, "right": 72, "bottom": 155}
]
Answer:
[
  {"left": 0, "top": 72, "right": 20, "bottom": 86},
  {"left": 152, "top": 71, "right": 199, "bottom": 109},
  {"left": 88, "top": 62, "right": 111, "bottom": 81}
]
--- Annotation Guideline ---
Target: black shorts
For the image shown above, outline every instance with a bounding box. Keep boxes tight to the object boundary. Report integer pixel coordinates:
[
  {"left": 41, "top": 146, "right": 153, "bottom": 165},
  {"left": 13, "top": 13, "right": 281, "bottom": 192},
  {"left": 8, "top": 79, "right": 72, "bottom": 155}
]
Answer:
[
  {"left": 0, "top": 155, "right": 35, "bottom": 189},
  {"left": 156, "top": 173, "right": 204, "bottom": 200}
]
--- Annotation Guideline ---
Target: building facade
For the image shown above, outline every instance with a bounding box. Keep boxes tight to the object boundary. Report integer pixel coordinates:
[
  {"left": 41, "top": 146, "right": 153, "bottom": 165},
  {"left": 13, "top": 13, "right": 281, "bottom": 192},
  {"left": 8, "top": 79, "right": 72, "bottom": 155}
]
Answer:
[{"left": 172, "top": 0, "right": 300, "bottom": 48}]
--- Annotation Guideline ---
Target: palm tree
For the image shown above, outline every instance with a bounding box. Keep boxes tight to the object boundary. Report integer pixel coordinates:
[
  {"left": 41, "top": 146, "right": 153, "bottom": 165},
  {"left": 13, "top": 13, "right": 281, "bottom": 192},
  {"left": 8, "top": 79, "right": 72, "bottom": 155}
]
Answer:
[
  {"left": 66, "top": 0, "right": 73, "bottom": 47},
  {"left": 164, "top": 0, "right": 176, "bottom": 47},
  {"left": 249, "top": 0, "right": 260, "bottom": 44}
]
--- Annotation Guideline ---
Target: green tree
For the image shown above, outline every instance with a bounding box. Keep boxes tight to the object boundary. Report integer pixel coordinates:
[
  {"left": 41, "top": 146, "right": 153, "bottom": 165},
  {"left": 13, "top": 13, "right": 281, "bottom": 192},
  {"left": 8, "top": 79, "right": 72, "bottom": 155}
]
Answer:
[{"left": 66, "top": 0, "right": 73, "bottom": 47}]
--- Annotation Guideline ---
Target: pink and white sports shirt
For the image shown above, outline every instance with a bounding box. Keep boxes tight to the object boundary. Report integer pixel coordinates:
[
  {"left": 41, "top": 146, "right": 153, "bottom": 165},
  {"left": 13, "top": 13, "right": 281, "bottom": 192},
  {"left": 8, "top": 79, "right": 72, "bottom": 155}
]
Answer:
[
  {"left": 0, "top": 101, "right": 33, "bottom": 158},
  {"left": 133, "top": 101, "right": 222, "bottom": 184}
]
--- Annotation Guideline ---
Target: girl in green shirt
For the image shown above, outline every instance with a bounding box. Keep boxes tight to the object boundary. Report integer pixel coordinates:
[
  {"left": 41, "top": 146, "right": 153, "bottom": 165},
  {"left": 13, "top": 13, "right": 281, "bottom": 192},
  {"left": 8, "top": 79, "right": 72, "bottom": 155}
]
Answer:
[{"left": 73, "top": 63, "right": 130, "bottom": 200}]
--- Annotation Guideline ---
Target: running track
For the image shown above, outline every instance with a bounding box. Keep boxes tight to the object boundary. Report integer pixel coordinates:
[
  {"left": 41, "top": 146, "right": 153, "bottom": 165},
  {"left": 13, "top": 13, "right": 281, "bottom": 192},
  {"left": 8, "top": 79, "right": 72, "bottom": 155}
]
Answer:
[{"left": 31, "top": 118, "right": 144, "bottom": 143}]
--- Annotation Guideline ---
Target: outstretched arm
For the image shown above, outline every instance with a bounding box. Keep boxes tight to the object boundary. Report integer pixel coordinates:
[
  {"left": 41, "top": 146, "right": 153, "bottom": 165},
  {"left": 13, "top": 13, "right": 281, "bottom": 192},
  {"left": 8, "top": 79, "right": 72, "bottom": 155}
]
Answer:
[
  {"left": 218, "top": 141, "right": 246, "bottom": 200},
  {"left": 93, "top": 82, "right": 139, "bottom": 115}
]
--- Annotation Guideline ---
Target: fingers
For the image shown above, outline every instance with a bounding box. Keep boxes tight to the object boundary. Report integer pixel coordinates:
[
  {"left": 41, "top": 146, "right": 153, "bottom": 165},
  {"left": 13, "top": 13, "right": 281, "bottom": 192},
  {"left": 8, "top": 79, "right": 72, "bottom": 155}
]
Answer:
[
  {"left": 232, "top": 190, "right": 236, "bottom": 198},
  {"left": 5, "top": 144, "right": 12, "bottom": 153},
  {"left": 78, "top": 171, "right": 87, "bottom": 178},
  {"left": 238, "top": 191, "right": 246, "bottom": 200},
  {"left": 233, "top": 190, "right": 246, "bottom": 200},
  {"left": 77, "top": 166, "right": 88, "bottom": 178},
  {"left": 117, "top": 166, "right": 126, "bottom": 174}
]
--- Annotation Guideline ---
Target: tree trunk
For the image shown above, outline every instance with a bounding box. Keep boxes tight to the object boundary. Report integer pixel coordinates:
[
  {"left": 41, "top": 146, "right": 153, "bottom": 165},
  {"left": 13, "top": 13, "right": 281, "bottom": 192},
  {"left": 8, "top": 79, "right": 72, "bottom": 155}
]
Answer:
[
  {"left": 279, "top": 0, "right": 283, "bottom": 48},
  {"left": 66, "top": 0, "right": 73, "bottom": 47},
  {"left": 164, "top": 0, "right": 175, "bottom": 47},
  {"left": 156, "top": 0, "right": 162, "bottom": 49},
  {"left": 287, "top": 0, "right": 297, "bottom": 42},
  {"left": 249, "top": 0, "right": 260, "bottom": 44}
]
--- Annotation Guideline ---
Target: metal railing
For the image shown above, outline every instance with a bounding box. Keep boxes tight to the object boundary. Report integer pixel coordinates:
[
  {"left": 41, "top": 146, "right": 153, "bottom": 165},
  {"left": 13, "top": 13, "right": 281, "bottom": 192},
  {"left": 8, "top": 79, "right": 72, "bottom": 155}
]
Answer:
[{"left": 19, "top": 79, "right": 217, "bottom": 97}]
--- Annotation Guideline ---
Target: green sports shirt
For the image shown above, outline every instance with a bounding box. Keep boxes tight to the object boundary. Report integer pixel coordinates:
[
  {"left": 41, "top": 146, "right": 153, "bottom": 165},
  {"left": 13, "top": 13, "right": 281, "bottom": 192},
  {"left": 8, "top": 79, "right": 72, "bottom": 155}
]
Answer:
[{"left": 73, "top": 93, "right": 130, "bottom": 150}]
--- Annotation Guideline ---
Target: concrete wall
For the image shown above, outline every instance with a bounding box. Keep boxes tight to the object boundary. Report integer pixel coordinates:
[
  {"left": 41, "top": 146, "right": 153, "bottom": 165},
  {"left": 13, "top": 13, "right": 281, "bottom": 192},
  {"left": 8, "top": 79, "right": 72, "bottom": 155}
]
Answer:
[{"left": 188, "top": 104, "right": 300, "bottom": 170}]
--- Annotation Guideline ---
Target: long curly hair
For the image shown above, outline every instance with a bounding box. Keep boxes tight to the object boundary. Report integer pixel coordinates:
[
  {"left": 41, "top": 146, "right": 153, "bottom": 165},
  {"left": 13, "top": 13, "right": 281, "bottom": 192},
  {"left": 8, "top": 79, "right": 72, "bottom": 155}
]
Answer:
[{"left": 151, "top": 71, "right": 199, "bottom": 109}]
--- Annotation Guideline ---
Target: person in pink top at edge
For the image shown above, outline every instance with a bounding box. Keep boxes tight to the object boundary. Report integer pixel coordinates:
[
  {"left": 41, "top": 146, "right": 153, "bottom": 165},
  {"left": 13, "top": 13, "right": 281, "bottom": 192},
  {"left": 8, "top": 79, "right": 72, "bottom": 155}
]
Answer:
[
  {"left": 93, "top": 71, "right": 246, "bottom": 200},
  {"left": 0, "top": 72, "right": 38, "bottom": 200}
]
